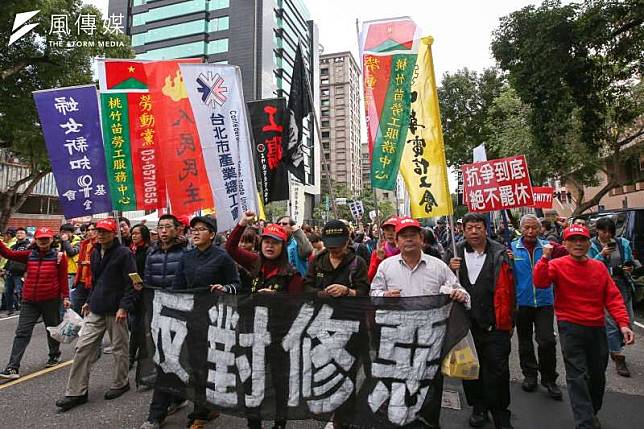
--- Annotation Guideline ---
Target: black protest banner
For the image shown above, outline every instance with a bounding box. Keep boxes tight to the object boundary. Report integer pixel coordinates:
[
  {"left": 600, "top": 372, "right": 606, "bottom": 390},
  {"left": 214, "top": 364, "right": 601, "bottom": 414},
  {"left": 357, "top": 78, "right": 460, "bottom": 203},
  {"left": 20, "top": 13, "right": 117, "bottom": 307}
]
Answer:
[
  {"left": 284, "top": 44, "right": 312, "bottom": 184},
  {"left": 138, "top": 289, "right": 469, "bottom": 427},
  {"left": 247, "top": 98, "right": 290, "bottom": 204}
]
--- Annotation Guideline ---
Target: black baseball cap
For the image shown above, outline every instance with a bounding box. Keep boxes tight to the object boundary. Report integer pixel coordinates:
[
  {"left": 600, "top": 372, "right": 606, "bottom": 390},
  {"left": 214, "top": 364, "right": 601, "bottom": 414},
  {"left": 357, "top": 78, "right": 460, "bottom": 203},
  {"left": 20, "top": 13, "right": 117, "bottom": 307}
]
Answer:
[
  {"left": 190, "top": 216, "right": 217, "bottom": 233},
  {"left": 322, "top": 220, "right": 349, "bottom": 248}
]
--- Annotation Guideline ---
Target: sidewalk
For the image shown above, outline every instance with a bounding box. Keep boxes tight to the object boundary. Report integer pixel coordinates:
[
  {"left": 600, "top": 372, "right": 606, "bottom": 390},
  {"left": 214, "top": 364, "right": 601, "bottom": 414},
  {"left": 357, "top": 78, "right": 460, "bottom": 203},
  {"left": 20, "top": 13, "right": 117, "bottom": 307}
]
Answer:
[{"left": 439, "top": 378, "right": 643, "bottom": 428}]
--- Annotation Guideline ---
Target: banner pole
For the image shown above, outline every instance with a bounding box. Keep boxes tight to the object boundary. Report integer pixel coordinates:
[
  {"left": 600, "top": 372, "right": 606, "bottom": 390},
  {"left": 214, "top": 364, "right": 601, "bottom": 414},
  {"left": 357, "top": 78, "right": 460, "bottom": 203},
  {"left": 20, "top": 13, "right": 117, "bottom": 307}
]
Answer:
[
  {"left": 356, "top": 18, "right": 382, "bottom": 233},
  {"left": 299, "top": 47, "right": 337, "bottom": 219},
  {"left": 448, "top": 214, "right": 458, "bottom": 259},
  {"left": 113, "top": 210, "right": 123, "bottom": 244}
]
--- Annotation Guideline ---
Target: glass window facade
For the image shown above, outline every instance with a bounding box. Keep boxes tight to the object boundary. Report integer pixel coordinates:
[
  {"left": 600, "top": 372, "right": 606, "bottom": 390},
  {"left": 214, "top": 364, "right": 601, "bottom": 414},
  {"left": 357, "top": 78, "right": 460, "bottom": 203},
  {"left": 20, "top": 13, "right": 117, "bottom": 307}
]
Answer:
[
  {"left": 132, "top": 20, "right": 207, "bottom": 46},
  {"left": 137, "top": 41, "right": 207, "bottom": 60},
  {"left": 133, "top": 0, "right": 208, "bottom": 26},
  {"left": 207, "top": 38, "right": 229, "bottom": 55}
]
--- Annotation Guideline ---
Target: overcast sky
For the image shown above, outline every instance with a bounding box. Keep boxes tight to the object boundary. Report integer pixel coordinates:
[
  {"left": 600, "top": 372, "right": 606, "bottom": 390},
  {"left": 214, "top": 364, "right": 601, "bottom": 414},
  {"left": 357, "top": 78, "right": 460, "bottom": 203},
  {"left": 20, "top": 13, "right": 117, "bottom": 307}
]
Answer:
[
  {"left": 88, "top": 0, "right": 548, "bottom": 77},
  {"left": 304, "top": 0, "right": 546, "bottom": 77}
]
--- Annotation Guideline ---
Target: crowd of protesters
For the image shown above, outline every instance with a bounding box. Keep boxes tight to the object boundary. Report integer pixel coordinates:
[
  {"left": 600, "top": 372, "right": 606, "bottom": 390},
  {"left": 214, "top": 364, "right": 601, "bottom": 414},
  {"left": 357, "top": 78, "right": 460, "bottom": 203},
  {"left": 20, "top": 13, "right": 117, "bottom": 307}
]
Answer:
[{"left": 0, "top": 210, "right": 638, "bottom": 429}]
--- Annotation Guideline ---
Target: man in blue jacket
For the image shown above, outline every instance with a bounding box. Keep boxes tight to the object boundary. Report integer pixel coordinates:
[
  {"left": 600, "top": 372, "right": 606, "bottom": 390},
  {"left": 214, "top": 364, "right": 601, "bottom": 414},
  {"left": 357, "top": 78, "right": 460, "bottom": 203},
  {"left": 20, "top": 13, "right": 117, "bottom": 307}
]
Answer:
[{"left": 510, "top": 214, "right": 562, "bottom": 400}]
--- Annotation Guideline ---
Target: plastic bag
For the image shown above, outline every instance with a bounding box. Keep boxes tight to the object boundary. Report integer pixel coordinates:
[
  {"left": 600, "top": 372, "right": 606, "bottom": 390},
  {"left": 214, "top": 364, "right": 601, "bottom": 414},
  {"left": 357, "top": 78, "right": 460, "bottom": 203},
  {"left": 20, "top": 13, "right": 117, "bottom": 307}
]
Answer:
[
  {"left": 442, "top": 331, "right": 480, "bottom": 380},
  {"left": 47, "top": 308, "right": 84, "bottom": 344},
  {"left": 0, "top": 276, "right": 4, "bottom": 295}
]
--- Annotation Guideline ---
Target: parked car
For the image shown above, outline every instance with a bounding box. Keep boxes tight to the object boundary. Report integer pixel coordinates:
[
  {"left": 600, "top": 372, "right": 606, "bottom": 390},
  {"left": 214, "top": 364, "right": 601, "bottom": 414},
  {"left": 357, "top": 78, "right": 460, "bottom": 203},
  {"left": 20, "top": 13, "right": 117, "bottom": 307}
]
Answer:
[{"left": 571, "top": 208, "right": 644, "bottom": 302}]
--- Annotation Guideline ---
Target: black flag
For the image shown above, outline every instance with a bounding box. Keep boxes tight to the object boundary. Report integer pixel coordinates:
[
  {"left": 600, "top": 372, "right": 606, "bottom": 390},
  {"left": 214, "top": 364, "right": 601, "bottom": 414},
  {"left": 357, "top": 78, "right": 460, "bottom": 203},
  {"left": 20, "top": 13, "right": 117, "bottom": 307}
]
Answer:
[
  {"left": 284, "top": 44, "right": 312, "bottom": 183},
  {"left": 247, "top": 98, "right": 290, "bottom": 204}
]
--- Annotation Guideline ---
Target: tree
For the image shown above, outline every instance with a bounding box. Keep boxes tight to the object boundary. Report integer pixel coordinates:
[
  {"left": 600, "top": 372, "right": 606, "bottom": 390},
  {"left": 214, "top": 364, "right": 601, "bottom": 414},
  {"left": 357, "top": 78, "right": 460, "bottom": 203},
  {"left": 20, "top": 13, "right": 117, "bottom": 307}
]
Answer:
[
  {"left": 491, "top": 0, "right": 644, "bottom": 215},
  {"left": 0, "top": 0, "right": 132, "bottom": 230},
  {"left": 438, "top": 67, "right": 505, "bottom": 167}
]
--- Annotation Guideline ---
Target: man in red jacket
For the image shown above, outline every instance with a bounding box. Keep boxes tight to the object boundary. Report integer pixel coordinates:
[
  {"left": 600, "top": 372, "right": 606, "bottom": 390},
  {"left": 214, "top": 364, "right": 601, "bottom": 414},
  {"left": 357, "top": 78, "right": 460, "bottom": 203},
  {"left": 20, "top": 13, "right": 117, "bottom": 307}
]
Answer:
[
  {"left": 534, "top": 224, "right": 634, "bottom": 429},
  {"left": 0, "top": 227, "right": 70, "bottom": 379}
]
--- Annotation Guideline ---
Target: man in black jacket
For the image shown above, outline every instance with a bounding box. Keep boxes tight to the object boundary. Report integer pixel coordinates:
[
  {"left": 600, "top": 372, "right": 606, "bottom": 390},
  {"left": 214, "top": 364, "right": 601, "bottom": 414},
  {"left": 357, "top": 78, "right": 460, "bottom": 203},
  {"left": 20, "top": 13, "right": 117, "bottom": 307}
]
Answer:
[
  {"left": 140, "top": 214, "right": 190, "bottom": 429},
  {"left": 56, "top": 218, "right": 137, "bottom": 411},
  {"left": 446, "top": 213, "right": 516, "bottom": 429},
  {"left": 3, "top": 227, "right": 30, "bottom": 315}
]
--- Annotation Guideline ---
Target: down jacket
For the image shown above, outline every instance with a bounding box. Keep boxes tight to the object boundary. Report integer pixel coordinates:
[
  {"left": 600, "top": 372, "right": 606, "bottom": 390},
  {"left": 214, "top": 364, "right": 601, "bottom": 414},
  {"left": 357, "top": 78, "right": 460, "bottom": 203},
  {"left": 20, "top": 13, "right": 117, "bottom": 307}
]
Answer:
[{"left": 0, "top": 240, "right": 68, "bottom": 302}]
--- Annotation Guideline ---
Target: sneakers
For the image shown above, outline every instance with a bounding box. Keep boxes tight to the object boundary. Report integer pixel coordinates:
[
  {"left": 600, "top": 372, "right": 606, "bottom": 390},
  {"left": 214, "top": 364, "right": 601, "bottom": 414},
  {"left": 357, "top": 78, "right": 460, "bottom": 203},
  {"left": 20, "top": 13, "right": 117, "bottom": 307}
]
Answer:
[
  {"left": 542, "top": 381, "right": 563, "bottom": 400},
  {"left": 0, "top": 367, "right": 20, "bottom": 379},
  {"left": 611, "top": 353, "right": 631, "bottom": 377},
  {"left": 167, "top": 399, "right": 188, "bottom": 416},
  {"left": 521, "top": 375, "right": 537, "bottom": 392},
  {"left": 56, "top": 393, "right": 88, "bottom": 411},
  {"left": 104, "top": 383, "right": 130, "bottom": 400},
  {"left": 139, "top": 422, "right": 161, "bottom": 429},
  {"left": 45, "top": 356, "right": 61, "bottom": 368}
]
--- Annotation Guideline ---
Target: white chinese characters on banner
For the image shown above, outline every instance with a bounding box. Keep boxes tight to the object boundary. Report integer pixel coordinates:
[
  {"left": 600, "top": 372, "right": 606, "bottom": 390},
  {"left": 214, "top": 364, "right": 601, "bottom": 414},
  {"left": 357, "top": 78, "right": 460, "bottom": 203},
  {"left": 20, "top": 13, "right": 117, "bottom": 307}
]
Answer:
[
  {"left": 461, "top": 155, "right": 534, "bottom": 212},
  {"left": 368, "top": 306, "right": 451, "bottom": 425},
  {"left": 151, "top": 292, "right": 194, "bottom": 383},
  {"left": 282, "top": 304, "right": 360, "bottom": 413},
  {"left": 206, "top": 303, "right": 271, "bottom": 408}
]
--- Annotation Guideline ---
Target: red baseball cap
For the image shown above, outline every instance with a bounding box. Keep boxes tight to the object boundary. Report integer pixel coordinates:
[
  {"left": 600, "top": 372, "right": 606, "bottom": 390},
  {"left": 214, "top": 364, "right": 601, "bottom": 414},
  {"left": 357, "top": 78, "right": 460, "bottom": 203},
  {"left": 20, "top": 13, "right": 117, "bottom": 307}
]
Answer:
[
  {"left": 95, "top": 218, "right": 118, "bottom": 233},
  {"left": 395, "top": 217, "right": 422, "bottom": 235},
  {"left": 34, "top": 227, "right": 54, "bottom": 239},
  {"left": 381, "top": 216, "right": 399, "bottom": 228},
  {"left": 261, "top": 224, "right": 288, "bottom": 242},
  {"left": 177, "top": 215, "right": 191, "bottom": 227},
  {"left": 563, "top": 224, "right": 590, "bottom": 240}
]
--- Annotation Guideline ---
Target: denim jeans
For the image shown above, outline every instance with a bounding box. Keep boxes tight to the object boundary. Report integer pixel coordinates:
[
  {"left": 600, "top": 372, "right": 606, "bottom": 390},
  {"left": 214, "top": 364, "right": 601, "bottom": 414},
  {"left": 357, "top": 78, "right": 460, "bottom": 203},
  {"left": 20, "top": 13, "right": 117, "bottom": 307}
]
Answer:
[
  {"left": 605, "top": 287, "right": 634, "bottom": 353},
  {"left": 8, "top": 299, "right": 62, "bottom": 369},
  {"left": 3, "top": 274, "right": 23, "bottom": 311}
]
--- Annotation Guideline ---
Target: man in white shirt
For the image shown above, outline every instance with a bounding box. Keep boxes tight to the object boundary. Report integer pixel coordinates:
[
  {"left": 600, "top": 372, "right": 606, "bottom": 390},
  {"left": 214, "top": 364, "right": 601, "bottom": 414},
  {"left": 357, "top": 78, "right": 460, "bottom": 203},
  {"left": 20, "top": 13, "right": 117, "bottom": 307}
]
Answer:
[{"left": 371, "top": 217, "right": 469, "bottom": 429}]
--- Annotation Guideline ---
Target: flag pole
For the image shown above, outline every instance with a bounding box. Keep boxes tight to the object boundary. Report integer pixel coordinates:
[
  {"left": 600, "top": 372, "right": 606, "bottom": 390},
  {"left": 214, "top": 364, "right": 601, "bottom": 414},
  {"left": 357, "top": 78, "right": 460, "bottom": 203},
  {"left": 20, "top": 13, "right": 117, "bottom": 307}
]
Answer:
[
  {"left": 355, "top": 18, "right": 382, "bottom": 233},
  {"left": 298, "top": 41, "right": 338, "bottom": 218}
]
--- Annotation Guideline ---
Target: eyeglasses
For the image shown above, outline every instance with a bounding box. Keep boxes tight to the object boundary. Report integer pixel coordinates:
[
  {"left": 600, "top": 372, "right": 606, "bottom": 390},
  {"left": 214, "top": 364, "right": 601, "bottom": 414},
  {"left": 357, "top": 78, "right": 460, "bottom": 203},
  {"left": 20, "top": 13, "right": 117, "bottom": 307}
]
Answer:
[
  {"left": 157, "top": 225, "right": 175, "bottom": 230},
  {"left": 279, "top": 222, "right": 290, "bottom": 226},
  {"left": 191, "top": 227, "right": 211, "bottom": 233}
]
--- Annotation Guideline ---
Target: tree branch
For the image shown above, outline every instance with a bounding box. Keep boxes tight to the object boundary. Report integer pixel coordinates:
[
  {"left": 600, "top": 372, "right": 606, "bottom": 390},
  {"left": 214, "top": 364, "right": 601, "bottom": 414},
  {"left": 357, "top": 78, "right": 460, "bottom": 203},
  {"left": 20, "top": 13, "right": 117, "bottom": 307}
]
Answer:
[
  {"left": 6, "top": 170, "right": 41, "bottom": 194},
  {"left": 1, "top": 55, "right": 59, "bottom": 81},
  {"left": 617, "top": 128, "right": 644, "bottom": 147},
  {"left": 14, "top": 170, "right": 49, "bottom": 209}
]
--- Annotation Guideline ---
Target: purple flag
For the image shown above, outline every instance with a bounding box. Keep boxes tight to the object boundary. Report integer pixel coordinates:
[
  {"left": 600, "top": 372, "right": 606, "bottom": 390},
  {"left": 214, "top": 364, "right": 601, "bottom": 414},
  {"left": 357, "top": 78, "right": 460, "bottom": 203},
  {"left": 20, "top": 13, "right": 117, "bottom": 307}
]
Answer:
[{"left": 33, "top": 85, "right": 112, "bottom": 218}]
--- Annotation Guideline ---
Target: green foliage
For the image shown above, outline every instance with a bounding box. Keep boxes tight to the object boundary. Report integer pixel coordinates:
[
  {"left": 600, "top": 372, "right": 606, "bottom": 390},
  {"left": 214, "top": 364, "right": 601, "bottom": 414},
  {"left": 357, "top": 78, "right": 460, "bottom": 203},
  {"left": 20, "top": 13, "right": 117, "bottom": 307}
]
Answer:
[
  {"left": 1, "top": 0, "right": 133, "bottom": 169},
  {"left": 491, "top": 0, "right": 643, "bottom": 186},
  {"left": 438, "top": 67, "right": 505, "bottom": 167}
]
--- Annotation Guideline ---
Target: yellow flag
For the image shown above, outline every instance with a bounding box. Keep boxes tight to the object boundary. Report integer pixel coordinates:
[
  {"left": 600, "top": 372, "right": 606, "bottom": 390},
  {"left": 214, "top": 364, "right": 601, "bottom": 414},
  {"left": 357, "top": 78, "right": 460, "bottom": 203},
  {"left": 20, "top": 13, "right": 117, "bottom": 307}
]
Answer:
[
  {"left": 400, "top": 37, "right": 453, "bottom": 218},
  {"left": 257, "top": 191, "right": 266, "bottom": 220}
]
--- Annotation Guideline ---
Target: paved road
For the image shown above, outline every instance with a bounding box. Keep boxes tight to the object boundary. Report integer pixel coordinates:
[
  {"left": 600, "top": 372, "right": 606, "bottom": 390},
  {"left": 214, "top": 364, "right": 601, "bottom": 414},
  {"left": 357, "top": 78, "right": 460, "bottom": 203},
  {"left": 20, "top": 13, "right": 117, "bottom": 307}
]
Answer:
[{"left": 0, "top": 312, "right": 643, "bottom": 429}]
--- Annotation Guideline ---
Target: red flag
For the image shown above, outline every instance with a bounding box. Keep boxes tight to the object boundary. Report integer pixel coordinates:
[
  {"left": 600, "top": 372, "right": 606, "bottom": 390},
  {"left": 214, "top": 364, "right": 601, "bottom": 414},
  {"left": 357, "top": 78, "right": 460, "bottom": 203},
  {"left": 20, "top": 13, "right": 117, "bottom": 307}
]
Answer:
[{"left": 144, "top": 59, "right": 214, "bottom": 216}]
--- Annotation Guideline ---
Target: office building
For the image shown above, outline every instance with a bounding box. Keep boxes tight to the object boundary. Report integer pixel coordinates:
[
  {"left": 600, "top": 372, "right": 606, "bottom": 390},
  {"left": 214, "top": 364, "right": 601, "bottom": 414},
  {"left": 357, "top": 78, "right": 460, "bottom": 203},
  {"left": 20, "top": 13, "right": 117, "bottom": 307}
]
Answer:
[
  {"left": 319, "top": 51, "right": 361, "bottom": 195},
  {"left": 108, "top": 0, "right": 321, "bottom": 218}
]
